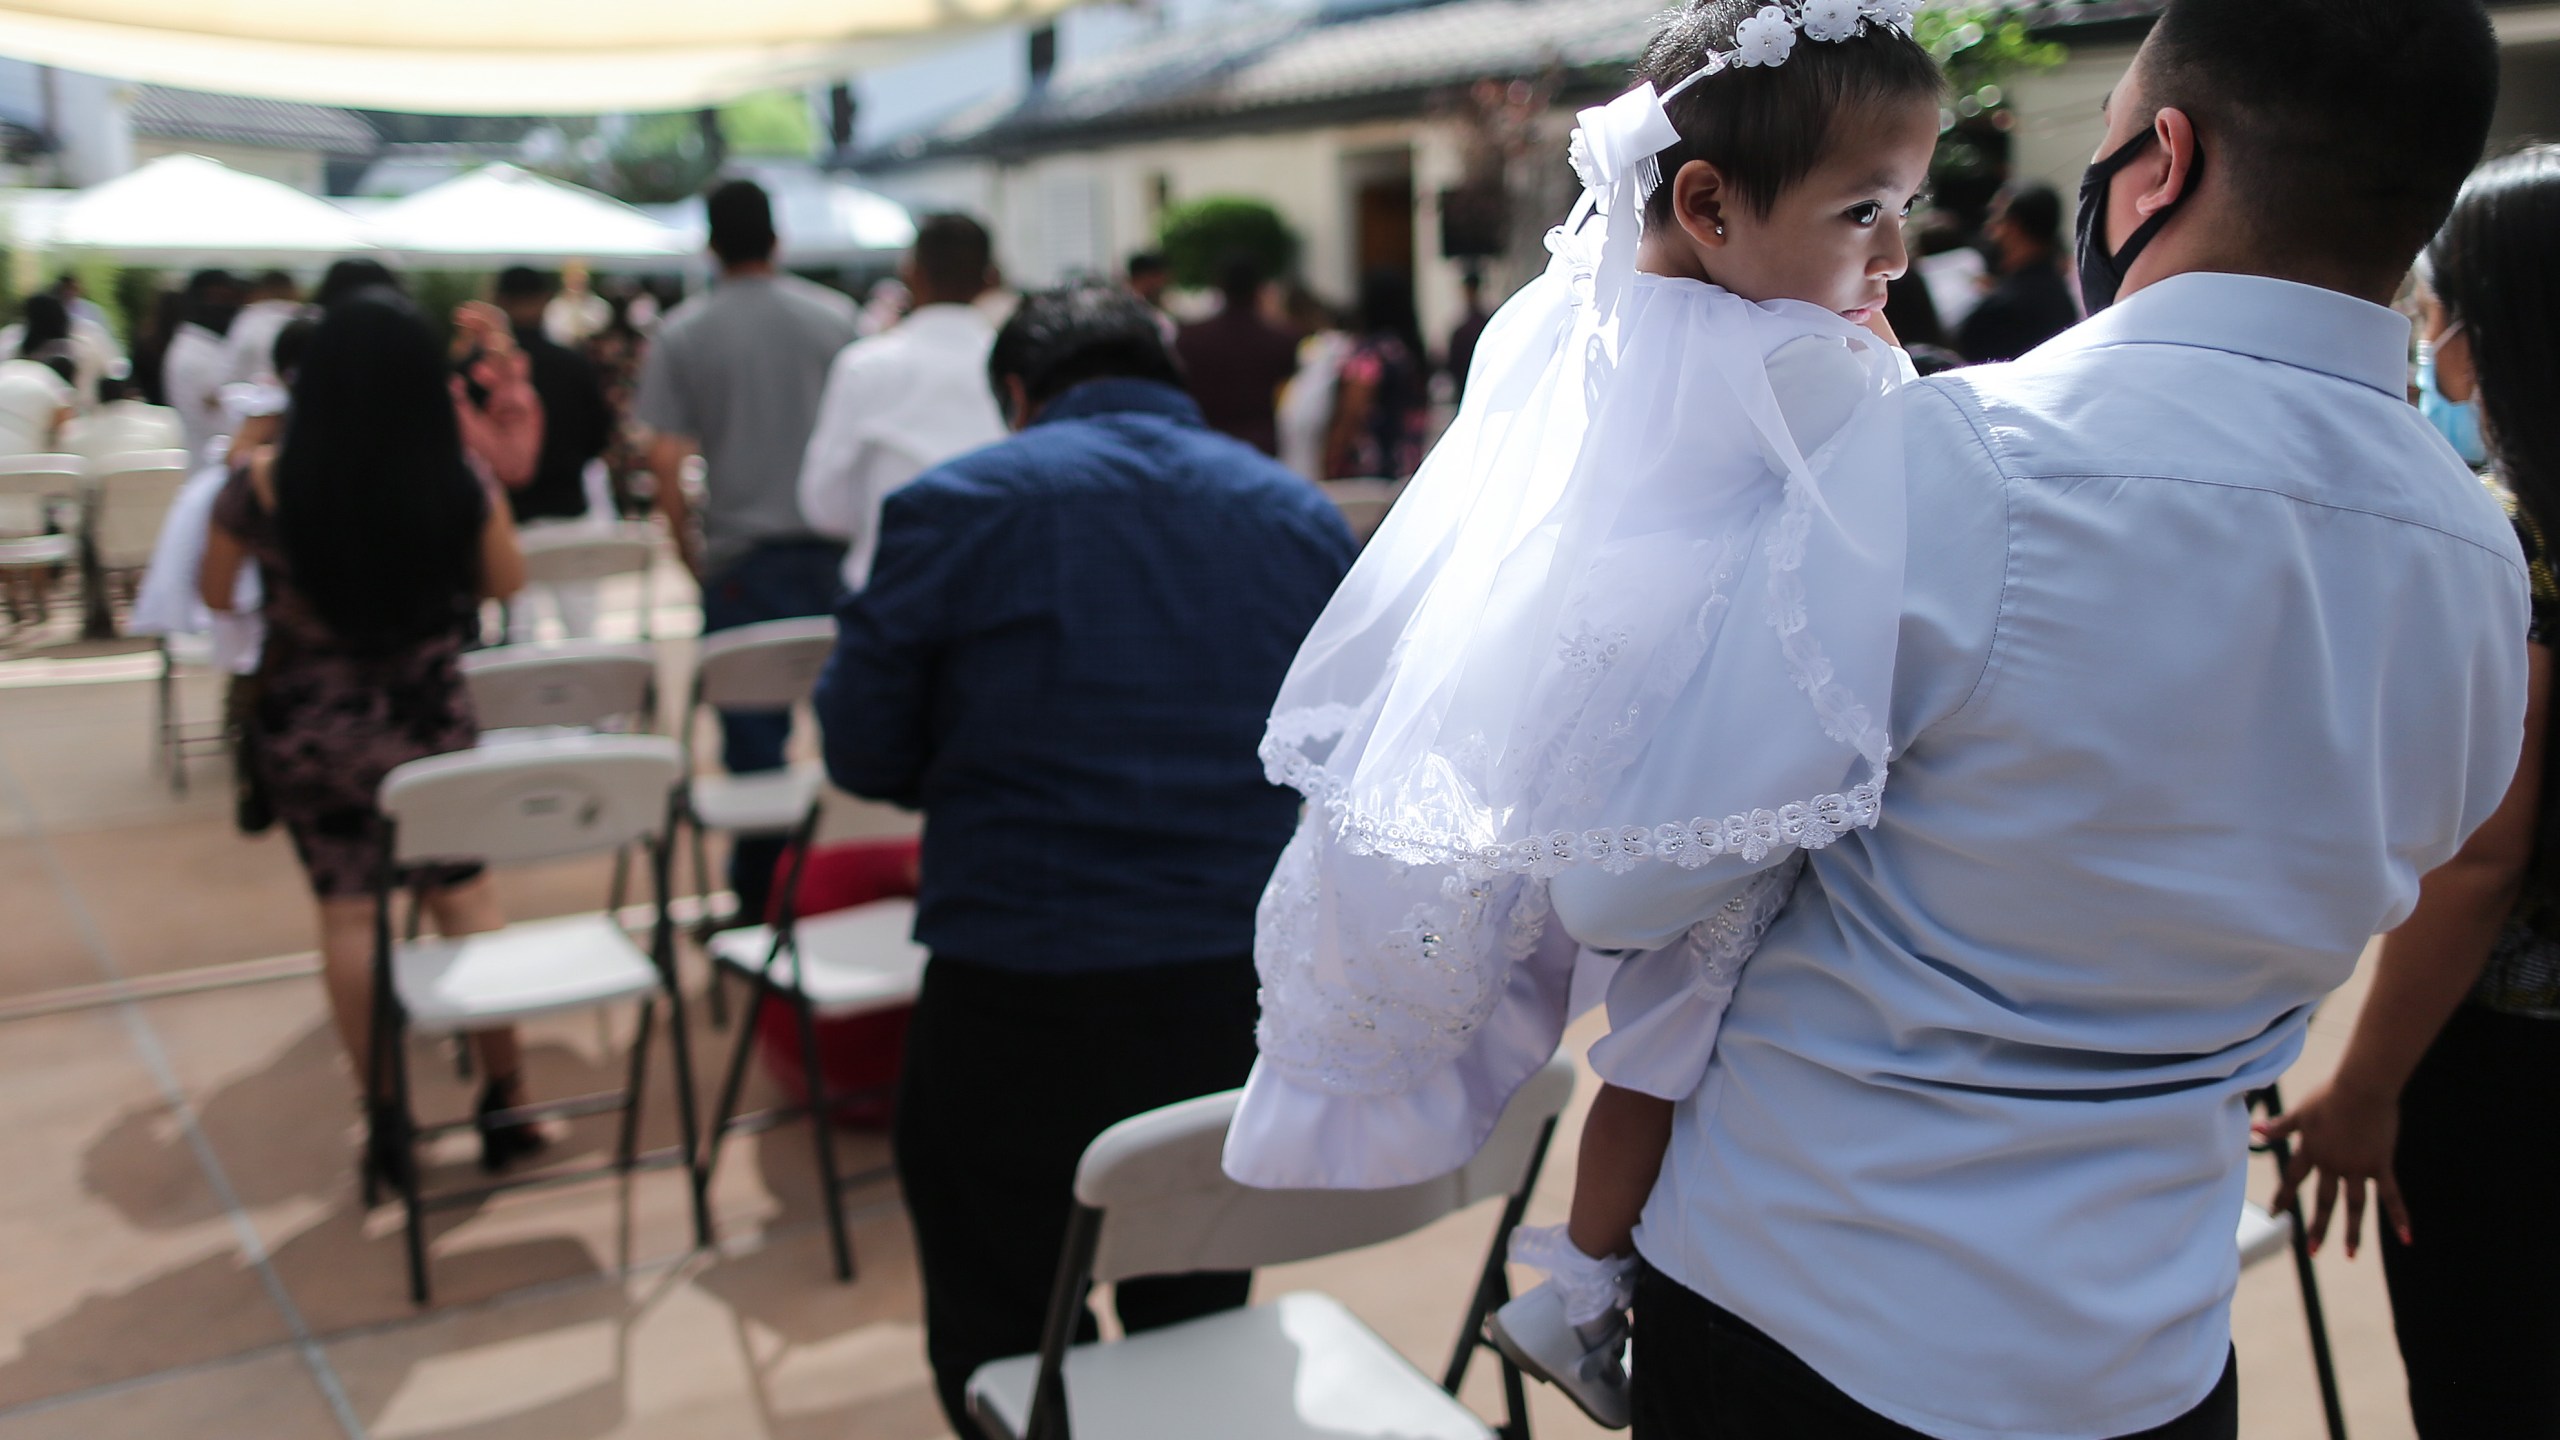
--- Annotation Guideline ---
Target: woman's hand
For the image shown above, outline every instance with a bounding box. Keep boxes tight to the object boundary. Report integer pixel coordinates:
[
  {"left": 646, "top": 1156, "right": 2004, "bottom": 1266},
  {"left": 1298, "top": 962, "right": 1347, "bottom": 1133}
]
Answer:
[{"left": 2257, "top": 1078, "right": 2410, "bottom": 1258}]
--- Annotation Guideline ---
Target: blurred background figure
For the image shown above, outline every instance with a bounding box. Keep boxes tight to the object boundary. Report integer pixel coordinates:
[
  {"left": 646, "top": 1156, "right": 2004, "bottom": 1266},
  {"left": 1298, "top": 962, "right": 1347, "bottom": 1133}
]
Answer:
[
  {"left": 1956, "top": 182, "right": 2081, "bottom": 364},
  {"left": 1126, "top": 249, "right": 1176, "bottom": 343},
  {"left": 856, "top": 275, "right": 912, "bottom": 338},
  {"left": 1327, "top": 268, "right": 1426, "bottom": 479},
  {"left": 2271, "top": 143, "right": 2560, "bottom": 1440},
  {"left": 1174, "top": 251, "right": 1299, "bottom": 455},
  {"left": 0, "top": 294, "right": 75, "bottom": 451},
  {"left": 163, "top": 269, "right": 246, "bottom": 462},
  {"left": 1443, "top": 268, "right": 1491, "bottom": 406},
  {"left": 493, "top": 265, "right": 618, "bottom": 639},
  {"left": 224, "top": 271, "right": 306, "bottom": 388},
  {"left": 0, "top": 274, "right": 120, "bottom": 403},
  {"left": 542, "top": 259, "right": 612, "bottom": 349},
  {"left": 1276, "top": 283, "right": 1351, "bottom": 484},
  {"left": 315, "top": 258, "right": 402, "bottom": 312},
  {"left": 197, "top": 288, "right": 537, "bottom": 1180},
  {"left": 798, "top": 212, "right": 1006, "bottom": 593},
  {"left": 635, "top": 176, "right": 861, "bottom": 927}
]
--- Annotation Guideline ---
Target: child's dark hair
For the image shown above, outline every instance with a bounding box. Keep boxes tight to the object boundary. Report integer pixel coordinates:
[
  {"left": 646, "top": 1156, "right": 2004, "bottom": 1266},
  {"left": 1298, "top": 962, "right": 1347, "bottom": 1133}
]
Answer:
[{"left": 1639, "top": 0, "right": 1941, "bottom": 227}]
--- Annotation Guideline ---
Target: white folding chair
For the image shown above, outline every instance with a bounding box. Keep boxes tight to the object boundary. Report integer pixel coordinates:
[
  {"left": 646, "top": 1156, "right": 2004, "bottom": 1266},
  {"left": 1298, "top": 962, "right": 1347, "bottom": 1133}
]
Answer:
[
  {"left": 85, "top": 448, "right": 193, "bottom": 633},
  {"left": 63, "top": 402, "right": 184, "bottom": 460},
  {"left": 966, "top": 1054, "right": 1576, "bottom": 1440},
  {"left": 514, "top": 520, "right": 660, "bottom": 640},
  {"left": 701, "top": 811, "right": 928, "bottom": 1281},
  {"left": 462, "top": 638, "right": 659, "bottom": 738},
  {"left": 0, "top": 454, "right": 87, "bottom": 624},
  {"left": 368, "top": 735, "right": 710, "bottom": 1305},
  {"left": 2245, "top": 1085, "right": 2348, "bottom": 1440},
  {"left": 679, "top": 616, "right": 837, "bottom": 1017}
]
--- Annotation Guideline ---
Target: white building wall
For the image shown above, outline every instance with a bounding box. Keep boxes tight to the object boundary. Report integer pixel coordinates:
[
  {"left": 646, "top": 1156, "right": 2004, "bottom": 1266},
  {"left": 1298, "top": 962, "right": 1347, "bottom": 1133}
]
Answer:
[{"left": 871, "top": 120, "right": 1526, "bottom": 359}]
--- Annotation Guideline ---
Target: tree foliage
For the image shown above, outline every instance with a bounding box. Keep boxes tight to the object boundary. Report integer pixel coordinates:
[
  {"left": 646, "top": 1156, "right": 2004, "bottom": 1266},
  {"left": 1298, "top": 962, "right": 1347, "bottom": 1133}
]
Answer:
[{"left": 1156, "top": 198, "right": 1301, "bottom": 290}]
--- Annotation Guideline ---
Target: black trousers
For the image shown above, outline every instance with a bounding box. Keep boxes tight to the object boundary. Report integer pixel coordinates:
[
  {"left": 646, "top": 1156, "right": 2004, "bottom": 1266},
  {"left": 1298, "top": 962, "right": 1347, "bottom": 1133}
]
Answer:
[
  {"left": 2379, "top": 1002, "right": 2560, "bottom": 1438},
  {"left": 1630, "top": 1264, "right": 2238, "bottom": 1439},
  {"left": 894, "top": 952, "right": 1262, "bottom": 1434}
]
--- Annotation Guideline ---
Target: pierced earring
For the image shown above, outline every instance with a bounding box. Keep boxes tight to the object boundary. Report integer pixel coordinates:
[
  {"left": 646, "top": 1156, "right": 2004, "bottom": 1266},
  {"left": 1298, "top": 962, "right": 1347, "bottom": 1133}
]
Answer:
[{"left": 1714, "top": 224, "right": 1726, "bottom": 236}]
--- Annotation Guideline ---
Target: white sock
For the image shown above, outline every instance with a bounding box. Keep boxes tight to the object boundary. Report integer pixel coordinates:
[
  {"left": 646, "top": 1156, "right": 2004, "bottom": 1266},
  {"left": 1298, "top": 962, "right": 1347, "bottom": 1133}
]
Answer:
[{"left": 1509, "top": 1223, "right": 1638, "bottom": 1328}]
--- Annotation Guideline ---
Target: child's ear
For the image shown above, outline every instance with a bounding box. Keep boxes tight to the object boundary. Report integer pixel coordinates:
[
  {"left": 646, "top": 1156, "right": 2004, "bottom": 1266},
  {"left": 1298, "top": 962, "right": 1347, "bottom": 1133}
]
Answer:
[{"left": 1671, "top": 160, "right": 1731, "bottom": 248}]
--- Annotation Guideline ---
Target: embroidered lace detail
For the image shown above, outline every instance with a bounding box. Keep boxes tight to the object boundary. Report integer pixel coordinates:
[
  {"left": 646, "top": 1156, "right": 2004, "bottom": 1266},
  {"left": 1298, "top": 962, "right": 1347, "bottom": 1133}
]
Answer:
[{"left": 1765, "top": 471, "right": 1890, "bottom": 768}]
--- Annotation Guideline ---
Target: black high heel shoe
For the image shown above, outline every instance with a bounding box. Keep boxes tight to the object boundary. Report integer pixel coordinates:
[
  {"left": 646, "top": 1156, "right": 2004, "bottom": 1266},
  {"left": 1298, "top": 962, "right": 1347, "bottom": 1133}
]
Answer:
[{"left": 476, "top": 1074, "right": 548, "bottom": 1173}]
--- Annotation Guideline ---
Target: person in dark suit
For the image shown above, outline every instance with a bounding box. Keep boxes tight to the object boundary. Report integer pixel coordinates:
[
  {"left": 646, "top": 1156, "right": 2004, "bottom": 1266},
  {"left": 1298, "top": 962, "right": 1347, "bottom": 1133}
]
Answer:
[
  {"left": 1955, "top": 182, "right": 2083, "bottom": 364},
  {"left": 816, "top": 285, "right": 1356, "bottom": 1431},
  {"left": 492, "top": 266, "right": 614, "bottom": 525}
]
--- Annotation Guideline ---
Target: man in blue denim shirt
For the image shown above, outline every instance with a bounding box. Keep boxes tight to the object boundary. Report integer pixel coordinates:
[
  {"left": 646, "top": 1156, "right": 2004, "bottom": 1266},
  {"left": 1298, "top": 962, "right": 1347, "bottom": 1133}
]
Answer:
[{"left": 814, "top": 285, "right": 1354, "bottom": 1428}]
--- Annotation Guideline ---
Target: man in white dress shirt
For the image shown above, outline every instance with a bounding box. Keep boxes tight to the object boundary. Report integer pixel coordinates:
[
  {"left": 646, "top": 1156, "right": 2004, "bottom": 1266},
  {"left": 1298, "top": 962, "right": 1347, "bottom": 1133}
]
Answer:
[
  {"left": 221, "top": 271, "right": 306, "bottom": 388},
  {"left": 796, "top": 213, "right": 1008, "bottom": 593},
  {"left": 160, "top": 270, "right": 244, "bottom": 464},
  {"left": 1551, "top": 2, "right": 2524, "bottom": 1436}
]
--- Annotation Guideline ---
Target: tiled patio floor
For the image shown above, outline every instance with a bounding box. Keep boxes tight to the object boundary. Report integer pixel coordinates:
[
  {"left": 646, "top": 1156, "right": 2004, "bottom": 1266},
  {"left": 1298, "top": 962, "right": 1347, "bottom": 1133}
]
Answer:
[{"left": 0, "top": 566, "right": 2423, "bottom": 1439}]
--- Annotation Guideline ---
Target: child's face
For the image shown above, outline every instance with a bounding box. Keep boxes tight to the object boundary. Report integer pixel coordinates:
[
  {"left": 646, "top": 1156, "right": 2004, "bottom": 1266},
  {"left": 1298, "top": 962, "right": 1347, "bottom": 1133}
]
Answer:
[{"left": 1661, "top": 93, "right": 1942, "bottom": 322}]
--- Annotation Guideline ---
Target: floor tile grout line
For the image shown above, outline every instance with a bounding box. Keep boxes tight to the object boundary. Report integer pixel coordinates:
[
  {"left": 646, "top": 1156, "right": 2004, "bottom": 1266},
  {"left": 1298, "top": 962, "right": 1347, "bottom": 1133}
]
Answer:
[{"left": 0, "top": 751, "right": 372, "bottom": 1440}]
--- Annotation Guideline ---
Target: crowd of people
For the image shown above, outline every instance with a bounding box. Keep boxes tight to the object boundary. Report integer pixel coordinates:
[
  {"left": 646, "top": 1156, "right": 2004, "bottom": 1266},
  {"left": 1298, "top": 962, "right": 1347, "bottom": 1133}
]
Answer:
[{"left": 5, "top": 0, "right": 2555, "bottom": 1431}]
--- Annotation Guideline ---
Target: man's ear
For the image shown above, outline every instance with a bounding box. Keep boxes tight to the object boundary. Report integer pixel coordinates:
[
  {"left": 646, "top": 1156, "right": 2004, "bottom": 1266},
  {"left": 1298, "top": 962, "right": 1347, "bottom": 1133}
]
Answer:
[
  {"left": 1003, "top": 375, "right": 1034, "bottom": 431},
  {"left": 2139, "top": 107, "right": 2201, "bottom": 220},
  {"left": 1670, "top": 159, "right": 1734, "bottom": 249}
]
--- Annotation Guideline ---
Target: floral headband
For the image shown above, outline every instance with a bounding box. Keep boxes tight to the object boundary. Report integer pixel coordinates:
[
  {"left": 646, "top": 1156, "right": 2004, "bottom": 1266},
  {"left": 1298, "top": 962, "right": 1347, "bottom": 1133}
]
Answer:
[{"left": 1569, "top": 0, "right": 1923, "bottom": 201}]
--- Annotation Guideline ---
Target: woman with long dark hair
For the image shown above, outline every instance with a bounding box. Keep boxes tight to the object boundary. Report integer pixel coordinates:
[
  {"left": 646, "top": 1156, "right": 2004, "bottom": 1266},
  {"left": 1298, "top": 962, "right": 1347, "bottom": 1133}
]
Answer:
[
  {"left": 2266, "top": 144, "right": 2560, "bottom": 1437},
  {"left": 199, "top": 287, "right": 538, "bottom": 1176}
]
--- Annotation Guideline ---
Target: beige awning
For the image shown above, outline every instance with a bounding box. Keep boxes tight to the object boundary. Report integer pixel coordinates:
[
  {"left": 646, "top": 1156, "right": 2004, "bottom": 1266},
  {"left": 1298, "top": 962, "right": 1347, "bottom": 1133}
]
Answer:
[{"left": 0, "top": 0, "right": 1072, "bottom": 113}]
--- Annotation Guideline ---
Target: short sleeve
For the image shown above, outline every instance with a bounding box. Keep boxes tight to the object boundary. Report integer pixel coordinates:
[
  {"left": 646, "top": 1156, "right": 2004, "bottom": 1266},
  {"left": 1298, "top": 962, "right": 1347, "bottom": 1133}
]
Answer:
[{"left": 631, "top": 328, "right": 692, "bottom": 438}]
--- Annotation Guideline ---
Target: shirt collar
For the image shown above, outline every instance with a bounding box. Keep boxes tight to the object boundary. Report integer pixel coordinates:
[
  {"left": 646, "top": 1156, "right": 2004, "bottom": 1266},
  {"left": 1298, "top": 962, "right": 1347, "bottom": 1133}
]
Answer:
[
  {"left": 2043, "top": 271, "right": 2411, "bottom": 397},
  {"left": 1033, "top": 377, "right": 1205, "bottom": 429}
]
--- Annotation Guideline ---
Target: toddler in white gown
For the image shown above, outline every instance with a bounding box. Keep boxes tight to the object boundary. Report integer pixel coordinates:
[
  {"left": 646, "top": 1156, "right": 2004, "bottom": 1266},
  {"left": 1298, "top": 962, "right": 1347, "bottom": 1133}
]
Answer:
[{"left": 1222, "top": 0, "right": 1947, "bottom": 1425}]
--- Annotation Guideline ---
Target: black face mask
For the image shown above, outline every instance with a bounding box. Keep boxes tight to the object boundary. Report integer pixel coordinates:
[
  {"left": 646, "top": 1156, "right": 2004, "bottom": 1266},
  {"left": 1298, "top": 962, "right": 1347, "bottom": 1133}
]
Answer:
[{"left": 2074, "top": 128, "right": 2198, "bottom": 314}]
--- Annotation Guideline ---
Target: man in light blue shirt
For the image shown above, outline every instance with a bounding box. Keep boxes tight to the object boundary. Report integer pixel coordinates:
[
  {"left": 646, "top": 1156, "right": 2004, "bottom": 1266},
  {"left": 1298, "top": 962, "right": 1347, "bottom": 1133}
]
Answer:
[{"left": 1554, "top": 2, "right": 2526, "bottom": 1435}]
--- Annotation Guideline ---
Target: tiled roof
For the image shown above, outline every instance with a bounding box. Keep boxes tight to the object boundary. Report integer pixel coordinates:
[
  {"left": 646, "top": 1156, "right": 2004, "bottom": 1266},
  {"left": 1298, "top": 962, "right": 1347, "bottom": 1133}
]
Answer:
[
  {"left": 861, "top": 0, "right": 2172, "bottom": 169},
  {"left": 865, "top": 0, "right": 1661, "bottom": 166},
  {"left": 128, "top": 85, "right": 380, "bottom": 157}
]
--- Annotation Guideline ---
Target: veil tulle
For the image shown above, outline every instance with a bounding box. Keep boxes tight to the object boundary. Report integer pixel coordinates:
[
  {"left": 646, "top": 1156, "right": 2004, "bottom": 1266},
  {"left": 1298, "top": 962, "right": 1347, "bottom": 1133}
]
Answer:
[{"left": 1226, "top": 83, "right": 1911, "bottom": 1188}]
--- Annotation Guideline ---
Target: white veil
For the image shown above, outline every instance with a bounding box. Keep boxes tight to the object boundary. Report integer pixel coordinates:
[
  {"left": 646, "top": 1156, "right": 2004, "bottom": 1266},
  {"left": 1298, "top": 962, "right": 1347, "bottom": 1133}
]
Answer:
[{"left": 1227, "top": 79, "right": 1911, "bottom": 1188}]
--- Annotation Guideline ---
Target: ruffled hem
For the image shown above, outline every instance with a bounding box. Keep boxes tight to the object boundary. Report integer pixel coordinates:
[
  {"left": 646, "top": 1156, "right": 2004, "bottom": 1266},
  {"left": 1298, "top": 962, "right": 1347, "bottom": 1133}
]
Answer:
[{"left": 1224, "top": 909, "right": 1579, "bottom": 1190}]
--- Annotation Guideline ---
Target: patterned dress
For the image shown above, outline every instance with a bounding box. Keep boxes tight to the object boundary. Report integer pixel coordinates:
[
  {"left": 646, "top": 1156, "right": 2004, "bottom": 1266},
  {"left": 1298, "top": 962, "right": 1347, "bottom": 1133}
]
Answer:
[{"left": 214, "top": 468, "right": 481, "bottom": 898}]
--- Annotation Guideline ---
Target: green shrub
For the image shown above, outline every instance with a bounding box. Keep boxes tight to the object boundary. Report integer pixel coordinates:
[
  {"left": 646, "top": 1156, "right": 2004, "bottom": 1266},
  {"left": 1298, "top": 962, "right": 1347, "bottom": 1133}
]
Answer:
[{"left": 1157, "top": 198, "right": 1300, "bottom": 290}]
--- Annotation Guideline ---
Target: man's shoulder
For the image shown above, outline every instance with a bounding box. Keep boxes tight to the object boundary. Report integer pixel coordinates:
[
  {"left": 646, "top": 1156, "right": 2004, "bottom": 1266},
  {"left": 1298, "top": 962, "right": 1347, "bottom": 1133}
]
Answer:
[{"left": 774, "top": 276, "right": 862, "bottom": 327}]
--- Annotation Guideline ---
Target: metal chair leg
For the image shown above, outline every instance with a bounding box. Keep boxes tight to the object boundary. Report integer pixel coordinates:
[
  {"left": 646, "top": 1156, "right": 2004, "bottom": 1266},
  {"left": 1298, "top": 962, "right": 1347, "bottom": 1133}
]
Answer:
[
  {"left": 2256, "top": 1086, "right": 2349, "bottom": 1440},
  {"left": 617, "top": 998, "right": 658, "bottom": 1170},
  {"left": 792, "top": 987, "right": 855, "bottom": 1283},
  {"left": 651, "top": 831, "right": 715, "bottom": 1250},
  {"left": 705, "top": 964, "right": 778, "bottom": 1177}
]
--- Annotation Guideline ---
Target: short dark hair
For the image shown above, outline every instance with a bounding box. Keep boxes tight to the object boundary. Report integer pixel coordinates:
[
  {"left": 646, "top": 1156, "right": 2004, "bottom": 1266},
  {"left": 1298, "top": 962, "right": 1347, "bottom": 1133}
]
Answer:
[
  {"left": 272, "top": 316, "right": 318, "bottom": 381},
  {"left": 316, "top": 258, "right": 401, "bottom": 311},
  {"left": 2140, "top": 0, "right": 2498, "bottom": 291},
  {"left": 1639, "top": 0, "right": 1941, "bottom": 225},
  {"left": 2426, "top": 145, "right": 2560, "bottom": 530},
  {"left": 705, "top": 179, "right": 778, "bottom": 267},
  {"left": 910, "top": 213, "right": 993, "bottom": 298},
  {"left": 1997, "top": 182, "right": 2062, "bottom": 250},
  {"left": 1126, "top": 251, "right": 1168, "bottom": 280},
  {"left": 1218, "top": 250, "right": 1266, "bottom": 305},
  {"left": 495, "top": 265, "right": 558, "bottom": 301},
  {"left": 988, "top": 284, "right": 1185, "bottom": 410}
]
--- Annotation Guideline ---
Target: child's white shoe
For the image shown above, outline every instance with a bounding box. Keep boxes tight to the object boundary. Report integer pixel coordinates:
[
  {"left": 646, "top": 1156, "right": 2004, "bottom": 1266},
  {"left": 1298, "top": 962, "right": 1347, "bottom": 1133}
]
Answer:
[
  {"left": 1490, "top": 1224, "right": 1636, "bottom": 1429},
  {"left": 1488, "top": 1281, "right": 1631, "bottom": 1429}
]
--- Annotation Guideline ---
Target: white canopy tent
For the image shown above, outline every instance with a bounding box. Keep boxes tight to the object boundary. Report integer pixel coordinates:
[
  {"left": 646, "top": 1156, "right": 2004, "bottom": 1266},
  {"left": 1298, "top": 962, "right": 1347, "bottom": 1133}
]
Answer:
[
  {"left": 40, "top": 153, "right": 375, "bottom": 264},
  {"left": 0, "top": 0, "right": 1075, "bottom": 113},
  {"left": 365, "top": 165, "right": 693, "bottom": 265}
]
